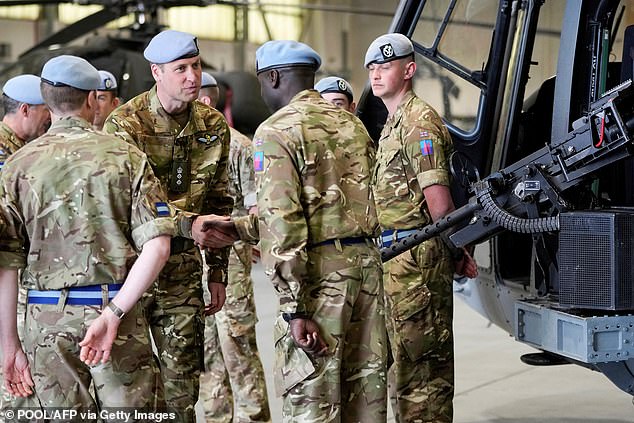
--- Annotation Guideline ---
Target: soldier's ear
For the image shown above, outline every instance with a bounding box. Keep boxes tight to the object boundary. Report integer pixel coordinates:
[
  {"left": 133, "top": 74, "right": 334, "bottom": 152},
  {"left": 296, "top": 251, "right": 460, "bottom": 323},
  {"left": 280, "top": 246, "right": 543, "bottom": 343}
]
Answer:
[
  {"left": 269, "top": 69, "right": 280, "bottom": 88},
  {"left": 404, "top": 60, "right": 416, "bottom": 81}
]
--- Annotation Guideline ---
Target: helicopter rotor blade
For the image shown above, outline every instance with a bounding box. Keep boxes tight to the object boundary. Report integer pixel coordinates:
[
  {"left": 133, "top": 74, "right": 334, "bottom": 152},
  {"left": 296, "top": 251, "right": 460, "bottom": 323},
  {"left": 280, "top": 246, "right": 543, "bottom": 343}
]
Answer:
[{"left": 20, "top": 6, "right": 122, "bottom": 57}]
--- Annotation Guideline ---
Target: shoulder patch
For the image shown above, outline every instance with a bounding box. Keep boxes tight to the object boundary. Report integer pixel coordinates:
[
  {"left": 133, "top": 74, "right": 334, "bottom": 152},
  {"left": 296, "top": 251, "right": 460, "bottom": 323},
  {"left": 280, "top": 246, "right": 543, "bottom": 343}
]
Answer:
[
  {"left": 155, "top": 202, "right": 170, "bottom": 217},
  {"left": 420, "top": 139, "right": 434, "bottom": 156},
  {"left": 253, "top": 151, "right": 264, "bottom": 172}
]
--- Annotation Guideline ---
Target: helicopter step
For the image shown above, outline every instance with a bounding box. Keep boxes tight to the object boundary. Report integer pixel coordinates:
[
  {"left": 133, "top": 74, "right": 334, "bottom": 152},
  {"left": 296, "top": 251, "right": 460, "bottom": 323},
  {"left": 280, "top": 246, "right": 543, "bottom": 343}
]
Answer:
[{"left": 515, "top": 300, "right": 634, "bottom": 364}]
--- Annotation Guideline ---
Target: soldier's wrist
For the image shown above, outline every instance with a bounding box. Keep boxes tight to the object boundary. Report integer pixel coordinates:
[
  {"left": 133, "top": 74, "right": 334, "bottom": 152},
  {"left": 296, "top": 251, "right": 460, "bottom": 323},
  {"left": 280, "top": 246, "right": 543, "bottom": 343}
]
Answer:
[
  {"left": 179, "top": 213, "right": 199, "bottom": 238},
  {"left": 282, "top": 312, "right": 310, "bottom": 322}
]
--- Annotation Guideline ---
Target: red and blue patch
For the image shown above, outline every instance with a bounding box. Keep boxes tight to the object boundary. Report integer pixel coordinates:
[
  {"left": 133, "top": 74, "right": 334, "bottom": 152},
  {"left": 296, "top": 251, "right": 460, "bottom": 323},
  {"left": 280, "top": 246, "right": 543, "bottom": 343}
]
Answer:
[
  {"left": 254, "top": 151, "right": 264, "bottom": 172},
  {"left": 420, "top": 139, "right": 434, "bottom": 156}
]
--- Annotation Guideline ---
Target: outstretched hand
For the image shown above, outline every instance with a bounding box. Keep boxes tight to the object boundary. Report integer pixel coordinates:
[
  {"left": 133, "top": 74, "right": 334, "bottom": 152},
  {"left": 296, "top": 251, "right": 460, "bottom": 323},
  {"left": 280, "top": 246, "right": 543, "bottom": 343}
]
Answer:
[
  {"left": 79, "top": 312, "right": 121, "bottom": 365},
  {"left": 3, "top": 348, "right": 34, "bottom": 397},
  {"left": 289, "top": 318, "right": 329, "bottom": 357},
  {"left": 193, "top": 215, "right": 239, "bottom": 249}
]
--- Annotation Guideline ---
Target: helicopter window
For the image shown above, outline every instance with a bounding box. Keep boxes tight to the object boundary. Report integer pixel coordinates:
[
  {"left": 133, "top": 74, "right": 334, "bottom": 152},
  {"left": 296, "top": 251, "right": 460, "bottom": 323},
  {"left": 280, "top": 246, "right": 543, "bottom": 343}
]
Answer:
[{"left": 410, "top": 0, "right": 496, "bottom": 133}]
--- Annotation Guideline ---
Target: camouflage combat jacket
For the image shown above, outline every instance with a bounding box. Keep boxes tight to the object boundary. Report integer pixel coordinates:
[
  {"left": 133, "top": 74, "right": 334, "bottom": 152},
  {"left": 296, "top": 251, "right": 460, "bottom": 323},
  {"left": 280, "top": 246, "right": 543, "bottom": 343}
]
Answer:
[
  {"left": 253, "top": 89, "right": 379, "bottom": 313},
  {"left": 228, "top": 127, "right": 256, "bottom": 216},
  {"left": 103, "top": 86, "right": 232, "bottom": 282},
  {"left": 0, "top": 121, "right": 26, "bottom": 171},
  {"left": 372, "top": 90, "right": 453, "bottom": 230},
  {"left": 0, "top": 117, "right": 176, "bottom": 290}
]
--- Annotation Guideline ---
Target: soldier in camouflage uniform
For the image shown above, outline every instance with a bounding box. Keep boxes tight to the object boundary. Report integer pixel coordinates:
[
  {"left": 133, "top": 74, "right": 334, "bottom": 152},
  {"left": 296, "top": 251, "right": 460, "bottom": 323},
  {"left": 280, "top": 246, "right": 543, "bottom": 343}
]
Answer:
[
  {"left": 252, "top": 40, "right": 387, "bottom": 422},
  {"left": 315, "top": 76, "right": 356, "bottom": 114},
  {"left": 0, "top": 74, "right": 50, "bottom": 413},
  {"left": 0, "top": 55, "right": 174, "bottom": 413},
  {"left": 103, "top": 30, "right": 234, "bottom": 422},
  {"left": 365, "top": 33, "right": 477, "bottom": 423},
  {"left": 198, "top": 73, "right": 271, "bottom": 423}
]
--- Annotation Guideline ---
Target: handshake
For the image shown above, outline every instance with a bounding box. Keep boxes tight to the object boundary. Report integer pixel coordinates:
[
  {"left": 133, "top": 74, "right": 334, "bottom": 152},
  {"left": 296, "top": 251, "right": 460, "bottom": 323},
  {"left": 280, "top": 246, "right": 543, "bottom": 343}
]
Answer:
[{"left": 191, "top": 214, "right": 240, "bottom": 249}]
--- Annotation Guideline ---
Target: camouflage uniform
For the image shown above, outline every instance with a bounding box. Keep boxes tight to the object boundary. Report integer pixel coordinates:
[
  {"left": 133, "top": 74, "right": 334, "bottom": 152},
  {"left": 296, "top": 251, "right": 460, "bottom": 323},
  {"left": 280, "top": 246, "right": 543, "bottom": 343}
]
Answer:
[
  {"left": 103, "top": 87, "right": 232, "bottom": 422},
  {"left": 0, "top": 121, "right": 28, "bottom": 413},
  {"left": 372, "top": 90, "right": 455, "bottom": 423},
  {"left": 255, "top": 89, "right": 387, "bottom": 422},
  {"left": 200, "top": 127, "right": 271, "bottom": 422},
  {"left": 0, "top": 116, "right": 175, "bottom": 413}
]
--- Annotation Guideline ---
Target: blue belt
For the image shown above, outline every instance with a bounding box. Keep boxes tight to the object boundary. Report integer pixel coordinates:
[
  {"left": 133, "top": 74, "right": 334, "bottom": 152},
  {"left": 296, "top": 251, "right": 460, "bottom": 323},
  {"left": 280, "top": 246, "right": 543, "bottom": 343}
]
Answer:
[
  {"left": 311, "top": 236, "right": 373, "bottom": 248},
  {"left": 381, "top": 229, "right": 419, "bottom": 248},
  {"left": 27, "top": 283, "right": 123, "bottom": 306}
]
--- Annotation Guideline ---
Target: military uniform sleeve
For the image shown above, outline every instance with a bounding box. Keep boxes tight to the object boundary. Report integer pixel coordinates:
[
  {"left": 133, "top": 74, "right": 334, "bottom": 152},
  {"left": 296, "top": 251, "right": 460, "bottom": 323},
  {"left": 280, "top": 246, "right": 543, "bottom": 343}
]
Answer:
[
  {"left": 234, "top": 214, "right": 259, "bottom": 243},
  {"left": 202, "top": 118, "right": 233, "bottom": 284},
  {"left": 129, "top": 149, "right": 177, "bottom": 250},
  {"left": 0, "top": 167, "right": 27, "bottom": 269},
  {"left": 255, "top": 126, "right": 308, "bottom": 314},
  {"left": 238, "top": 139, "right": 257, "bottom": 210},
  {"left": 103, "top": 112, "right": 143, "bottom": 149},
  {"left": 401, "top": 118, "right": 451, "bottom": 190}
]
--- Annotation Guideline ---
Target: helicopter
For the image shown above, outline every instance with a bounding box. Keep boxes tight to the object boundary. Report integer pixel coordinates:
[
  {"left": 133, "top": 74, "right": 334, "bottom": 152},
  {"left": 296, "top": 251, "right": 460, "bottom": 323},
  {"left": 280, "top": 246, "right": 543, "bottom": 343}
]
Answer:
[
  {"left": 0, "top": 0, "right": 271, "bottom": 136},
  {"left": 356, "top": 0, "right": 634, "bottom": 397}
]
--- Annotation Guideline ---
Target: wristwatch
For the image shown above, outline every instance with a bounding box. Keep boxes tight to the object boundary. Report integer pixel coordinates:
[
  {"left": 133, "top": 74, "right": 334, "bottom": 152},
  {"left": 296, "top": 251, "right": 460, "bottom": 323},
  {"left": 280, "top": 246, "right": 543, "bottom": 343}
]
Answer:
[{"left": 107, "top": 302, "right": 126, "bottom": 320}]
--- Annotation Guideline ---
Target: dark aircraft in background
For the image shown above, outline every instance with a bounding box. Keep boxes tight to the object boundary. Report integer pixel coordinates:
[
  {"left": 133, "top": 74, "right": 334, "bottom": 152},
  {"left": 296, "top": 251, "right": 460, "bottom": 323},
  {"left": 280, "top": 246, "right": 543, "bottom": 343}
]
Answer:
[
  {"left": 0, "top": 0, "right": 270, "bottom": 136},
  {"left": 357, "top": 0, "right": 634, "bottom": 398}
]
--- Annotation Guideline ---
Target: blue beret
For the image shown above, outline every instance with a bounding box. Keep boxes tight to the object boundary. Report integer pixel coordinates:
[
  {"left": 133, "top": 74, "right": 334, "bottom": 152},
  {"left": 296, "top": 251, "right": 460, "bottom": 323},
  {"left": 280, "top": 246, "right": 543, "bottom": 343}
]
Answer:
[
  {"left": 315, "top": 76, "right": 353, "bottom": 101},
  {"left": 201, "top": 72, "right": 217, "bottom": 88},
  {"left": 255, "top": 40, "right": 321, "bottom": 74},
  {"left": 364, "top": 33, "right": 414, "bottom": 68},
  {"left": 97, "top": 70, "right": 117, "bottom": 91},
  {"left": 144, "top": 30, "right": 199, "bottom": 64},
  {"left": 2, "top": 74, "right": 44, "bottom": 105},
  {"left": 41, "top": 55, "right": 100, "bottom": 91}
]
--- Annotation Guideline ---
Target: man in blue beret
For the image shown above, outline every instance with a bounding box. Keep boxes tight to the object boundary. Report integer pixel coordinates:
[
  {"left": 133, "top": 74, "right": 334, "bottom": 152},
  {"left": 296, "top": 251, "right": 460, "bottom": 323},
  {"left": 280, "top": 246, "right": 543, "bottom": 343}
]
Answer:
[
  {"left": 249, "top": 39, "right": 387, "bottom": 422},
  {"left": 0, "top": 73, "right": 51, "bottom": 413},
  {"left": 103, "top": 30, "right": 237, "bottom": 422},
  {"left": 365, "top": 33, "right": 477, "bottom": 423},
  {"left": 0, "top": 54, "right": 173, "bottom": 413},
  {"left": 315, "top": 76, "right": 356, "bottom": 113},
  {"left": 0, "top": 74, "right": 50, "bottom": 168},
  {"left": 92, "top": 70, "right": 120, "bottom": 131}
]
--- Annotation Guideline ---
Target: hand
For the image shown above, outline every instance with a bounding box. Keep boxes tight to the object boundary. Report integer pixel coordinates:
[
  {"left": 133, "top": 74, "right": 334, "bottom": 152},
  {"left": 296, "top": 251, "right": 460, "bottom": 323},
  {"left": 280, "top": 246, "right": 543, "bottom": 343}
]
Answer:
[
  {"left": 455, "top": 248, "right": 478, "bottom": 278},
  {"left": 204, "top": 282, "right": 226, "bottom": 315},
  {"left": 3, "top": 348, "right": 34, "bottom": 397},
  {"left": 289, "top": 318, "right": 329, "bottom": 357},
  {"left": 78, "top": 311, "right": 121, "bottom": 365},
  {"left": 251, "top": 245, "right": 261, "bottom": 263},
  {"left": 192, "top": 215, "right": 239, "bottom": 249}
]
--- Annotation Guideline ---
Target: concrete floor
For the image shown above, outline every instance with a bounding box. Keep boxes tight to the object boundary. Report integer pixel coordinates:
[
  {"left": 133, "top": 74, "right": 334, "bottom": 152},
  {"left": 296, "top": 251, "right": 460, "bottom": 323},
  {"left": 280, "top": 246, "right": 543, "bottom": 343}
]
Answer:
[{"left": 197, "top": 263, "right": 634, "bottom": 422}]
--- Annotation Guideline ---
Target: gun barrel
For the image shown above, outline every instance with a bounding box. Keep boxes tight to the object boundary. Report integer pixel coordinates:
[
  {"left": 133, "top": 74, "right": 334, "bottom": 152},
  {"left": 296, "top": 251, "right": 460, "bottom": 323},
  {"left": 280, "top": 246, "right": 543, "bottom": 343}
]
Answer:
[{"left": 380, "top": 201, "right": 482, "bottom": 262}]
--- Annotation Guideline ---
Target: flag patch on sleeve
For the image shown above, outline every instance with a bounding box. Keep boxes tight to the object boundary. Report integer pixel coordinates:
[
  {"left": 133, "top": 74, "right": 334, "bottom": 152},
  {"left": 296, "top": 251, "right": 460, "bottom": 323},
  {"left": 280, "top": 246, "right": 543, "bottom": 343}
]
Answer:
[
  {"left": 420, "top": 139, "right": 434, "bottom": 156},
  {"left": 155, "top": 202, "right": 170, "bottom": 217},
  {"left": 254, "top": 151, "right": 264, "bottom": 172}
]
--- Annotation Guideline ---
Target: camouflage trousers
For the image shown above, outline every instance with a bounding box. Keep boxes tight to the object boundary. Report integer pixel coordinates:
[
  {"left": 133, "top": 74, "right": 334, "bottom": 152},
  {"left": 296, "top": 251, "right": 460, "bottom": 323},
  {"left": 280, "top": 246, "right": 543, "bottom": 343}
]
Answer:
[
  {"left": 0, "top": 286, "right": 27, "bottom": 413},
  {"left": 143, "top": 249, "right": 205, "bottom": 423},
  {"left": 22, "top": 299, "right": 158, "bottom": 416},
  {"left": 275, "top": 242, "right": 388, "bottom": 423},
  {"left": 199, "top": 242, "right": 271, "bottom": 423},
  {"left": 383, "top": 237, "right": 455, "bottom": 423}
]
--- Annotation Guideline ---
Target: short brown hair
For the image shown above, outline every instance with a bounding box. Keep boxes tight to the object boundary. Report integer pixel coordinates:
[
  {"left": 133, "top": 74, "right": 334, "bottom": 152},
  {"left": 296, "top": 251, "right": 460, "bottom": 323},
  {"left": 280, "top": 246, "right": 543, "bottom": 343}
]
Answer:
[{"left": 40, "top": 82, "right": 89, "bottom": 114}]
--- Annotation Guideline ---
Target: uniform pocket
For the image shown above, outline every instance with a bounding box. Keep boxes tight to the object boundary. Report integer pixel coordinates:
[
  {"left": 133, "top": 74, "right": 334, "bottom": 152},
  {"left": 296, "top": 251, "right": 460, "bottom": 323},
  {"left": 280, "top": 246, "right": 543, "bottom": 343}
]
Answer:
[
  {"left": 273, "top": 317, "right": 316, "bottom": 397},
  {"left": 393, "top": 283, "right": 450, "bottom": 362}
]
